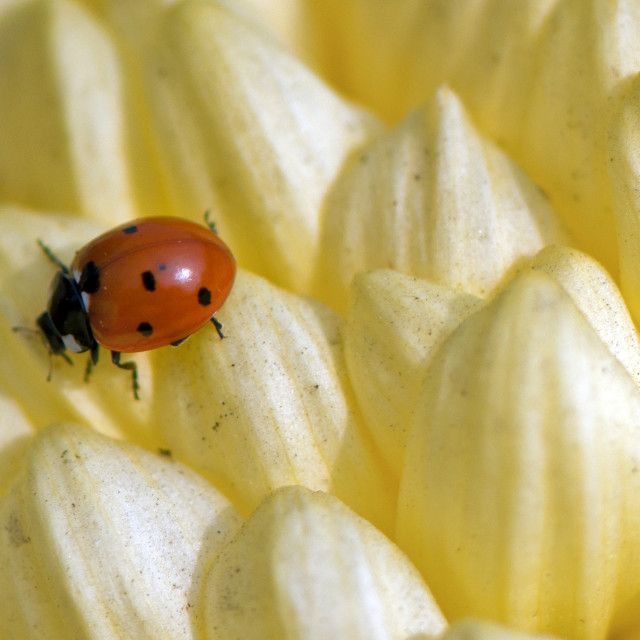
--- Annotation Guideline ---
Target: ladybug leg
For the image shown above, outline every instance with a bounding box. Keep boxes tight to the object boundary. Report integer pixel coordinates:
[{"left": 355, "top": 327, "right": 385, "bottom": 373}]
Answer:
[
  {"left": 38, "top": 240, "right": 70, "bottom": 274},
  {"left": 111, "top": 351, "right": 139, "bottom": 400},
  {"left": 204, "top": 210, "right": 218, "bottom": 234},
  {"left": 211, "top": 316, "right": 225, "bottom": 339},
  {"left": 47, "top": 350, "right": 73, "bottom": 382},
  {"left": 91, "top": 341, "right": 99, "bottom": 364},
  {"left": 84, "top": 342, "right": 99, "bottom": 382}
]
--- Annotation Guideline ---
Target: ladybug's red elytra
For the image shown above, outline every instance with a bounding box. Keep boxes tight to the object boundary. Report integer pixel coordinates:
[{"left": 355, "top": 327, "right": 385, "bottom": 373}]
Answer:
[{"left": 34, "top": 216, "right": 236, "bottom": 399}]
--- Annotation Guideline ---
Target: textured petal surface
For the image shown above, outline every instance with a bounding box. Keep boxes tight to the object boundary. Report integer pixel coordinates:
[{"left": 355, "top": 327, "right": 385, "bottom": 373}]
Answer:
[
  {"left": 344, "top": 269, "right": 484, "bottom": 476},
  {"left": 300, "top": 1, "right": 640, "bottom": 274},
  {"left": 0, "top": 423, "right": 243, "bottom": 640},
  {"left": 313, "top": 87, "right": 569, "bottom": 312},
  {"left": 530, "top": 245, "right": 640, "bottom": 387},
  {"left": 151, "top": 270, "right": 395, "bottom": 535},
  {"left": 0, "top": 0, "right": 165, "bottom": 222},
  {"left": 144, "top": 0, "right": 381, "bottom": 292},
  {"left": 203, "top": 486, "right": 445, "bottom": 640},
  {"left": 398, "top": 271, "right": 640, "bottom": 640}
]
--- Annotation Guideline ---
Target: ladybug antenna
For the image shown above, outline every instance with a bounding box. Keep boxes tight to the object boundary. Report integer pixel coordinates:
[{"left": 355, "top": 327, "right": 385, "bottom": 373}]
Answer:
[
  {"left": 12, "top": 325, "right": 40, "bottom": 338},
  {"left": 12, "top": 325, "right": 73, "bottom": 381},
  {"left": 38, "top": 240, "right": 70, "bottom": 274}
]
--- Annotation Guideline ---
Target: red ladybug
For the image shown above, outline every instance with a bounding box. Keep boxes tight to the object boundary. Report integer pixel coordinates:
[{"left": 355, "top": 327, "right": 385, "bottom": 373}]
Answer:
[{"left": 35, "top": 216, "right": 236, "bottom": 398}]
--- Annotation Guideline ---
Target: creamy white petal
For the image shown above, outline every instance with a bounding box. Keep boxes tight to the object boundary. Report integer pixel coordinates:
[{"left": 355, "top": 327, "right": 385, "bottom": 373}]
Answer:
[
  {"left": 608, "top": 73, "right": 640, "bottom": 324},
  {"left": 313, "top": 86, "right": 570, "bottom": 312},
  {"left": 1, "top": 208, "right": 159, "bottom": 443},
  {"left": 0, "top": 423, "right": 242, "bottom": 640},
  {"left": 531, "top": 245, "right": 640, "bottom": 388},
  {"left": 398, "top": 270, "right": 640, "bottom": 639},
  {"left": 0, "top": 0, "right": 165, "bottom": 222},
  {"left": 151, "top": 270, "right": 396, "bottom": 536},
  {"left": 441, "top": 618, "right": 562, "bottom": 640},
  {"left": 203, "top": 486, "right": 446, "bottom": 640},
  {"left": 344, "top": 269, "right": 484, "bottom": 476}
]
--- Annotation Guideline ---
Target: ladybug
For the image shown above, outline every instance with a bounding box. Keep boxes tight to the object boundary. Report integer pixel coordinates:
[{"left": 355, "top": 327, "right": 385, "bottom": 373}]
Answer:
[{"left": 34, "top": 215, "right": 236, "bottom": 399}]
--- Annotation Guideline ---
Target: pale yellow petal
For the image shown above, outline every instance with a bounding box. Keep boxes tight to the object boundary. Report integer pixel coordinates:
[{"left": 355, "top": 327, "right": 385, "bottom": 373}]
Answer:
[
  {"left": 511, "top": 1, "right": 639, "bottom": 272},
  {"left": 0, "top": 422, "right": 243, "bottom": 640},
  {"left": 302, "top": 2, "right": 637, "bottom": 274},
  {"left": 608, "top": 73, "right": 640, "bottom": 324},
  {"left": 397, "top": 270, "right": 640, "bottom": 640},
  {"left": 531, "top": 245, "right": 640, "bottom": 388},
  {"left": 0, "top": 0, "right": 166, "bottom": 222},
  {"left": 344, "top": 269, "right": 484, "bottom": 477},
  {"left": 151, "top": 270, "right": 395, "bottom": 535},
  {"left": 144, "top": 0, "right": 382, "bottom": 292},
  {"left": 313, "top": 86, "right": 570, "bottom": 313},
  {"left": 442, "top": 618, "right": 562, "bottom": 640},
  {"left": 292, "top": 0, "right": 479, "bottom": 121},
  {"left": 0, "top": 395, "right": 34, "bottom": 496},
  {"left": 202, "top": 486, "right": 446, "bottom": 640}
]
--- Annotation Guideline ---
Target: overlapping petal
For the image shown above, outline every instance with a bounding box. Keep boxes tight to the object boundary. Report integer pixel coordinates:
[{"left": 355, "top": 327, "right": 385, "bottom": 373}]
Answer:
[
  {"left": 2, "top": 0, "right": 640, "bottom": 638},
  {"left": 0, "top": 0, "right": 165, "bottom": 223},
  {"left": 301, "top": 1, "right": 640, "bottom": 275},
  {"left": 202, "top": 486, "right": 445, "bottom": 640},
  {"left": 150, "top": 270, "right": 396, "bottom": 535},
  {"left": 0, "top": 423, "right": 243, "bottom": 640},
  {"left": 608, "top": 74, "right": 640, "bottom": 323},
  {"left": 313, "top": 86, "right": 570, "bottom": 313},
  {"left": 441, "top": 618, "right": 562, "bottom": 640},
  {"left": 142, "top": 0, "right": 382, "bottom": 292},
  {"left": 397, "top": 270, "right": 640, "bottom": 640},
  {"left": 344, "top": 269, "right": 484, "bottom": 476}
]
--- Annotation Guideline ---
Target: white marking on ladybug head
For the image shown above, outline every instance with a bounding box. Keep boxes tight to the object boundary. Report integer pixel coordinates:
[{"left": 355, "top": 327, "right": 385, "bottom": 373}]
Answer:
[{"left": 62, "top": 333, "right": 85, "bottom": 353}]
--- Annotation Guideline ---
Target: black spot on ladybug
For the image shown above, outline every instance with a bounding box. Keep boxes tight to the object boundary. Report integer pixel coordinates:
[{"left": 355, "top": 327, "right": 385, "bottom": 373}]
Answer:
[
  {"left": 78, "top": 261, "right": 100, "bottom": 294},
  {"left": 158, "top": 263, "right": 167, "bottom": 271},
  {"left": 142, "top": 271, "right": 156, "bottom": 292},
  {"left": 123, "top": 225, "right": 138, "bottom": 235},
  {"left": 137, "top": 322, "right": 153, "bottom": 337},
  {"left": 198, "top": 287, "right": 212, "bottom": 306}
]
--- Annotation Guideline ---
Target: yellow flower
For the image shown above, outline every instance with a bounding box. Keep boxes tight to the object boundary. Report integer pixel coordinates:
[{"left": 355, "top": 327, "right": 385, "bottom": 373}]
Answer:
[{"left": 2, "top": 1, "right": 640, "bottom": 639}]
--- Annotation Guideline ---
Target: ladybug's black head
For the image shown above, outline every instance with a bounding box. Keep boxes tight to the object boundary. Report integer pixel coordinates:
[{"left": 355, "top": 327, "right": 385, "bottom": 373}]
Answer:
[
  {"left": 38, "top": 271, "right": 95, "bottom": 358},
  {"left": 36, "top": 311, "right": 68, "bottom": 356}
]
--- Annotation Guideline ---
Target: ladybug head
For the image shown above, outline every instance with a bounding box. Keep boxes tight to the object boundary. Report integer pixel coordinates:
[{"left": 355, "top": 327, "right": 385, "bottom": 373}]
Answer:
[
  {"left": 38, "top": 271, "right": 96, "bottom": 359},
  {"left": 36, "top": 311, "right": 69, "bottom": 357}
]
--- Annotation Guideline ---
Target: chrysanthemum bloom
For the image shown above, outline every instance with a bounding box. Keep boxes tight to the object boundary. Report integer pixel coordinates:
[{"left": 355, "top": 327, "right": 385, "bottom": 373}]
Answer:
[{"left": 2, "top": 1, "right": 640, "bottom": 639}]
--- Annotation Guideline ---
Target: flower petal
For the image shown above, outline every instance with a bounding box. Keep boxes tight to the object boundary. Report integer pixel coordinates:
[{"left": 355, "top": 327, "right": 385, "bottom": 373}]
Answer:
[
  {"left": 608, "top": 74, "right": 640, "bottom": 323},
  {"left": 0, "top": 394, "right": 33, "bottom": 496},
  {"left": 0, "top": 0, "right": 165, "bottom": 222},
  {"left": 202, "top": 486, "right": 446, "bottom": 640},
  {"left": 144, "top": 0, "right": 382, "bottom": 291},
  {"left": 442, "top": 618, "right": 562, "bottom": 640},
  {"left": 531, "top": 245, "right": 640, "bottom": 388},
  {"left": 151, "top": 270, "right": 396, "bottom": 535},
  {"left": 313, "top": 86, "right": 570, "bottom": 312},
  {"left": 0, "top": 422, "right": 242, "bottom": 640},
  {"left": 344, "top": 269, "right": 484, "bottom": 477},
  {"left": 397, "top": 270, "right": 640, "bottom": 639},
  {"left": 304, "top": 2, "right": 632, "bottom": 273}
]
